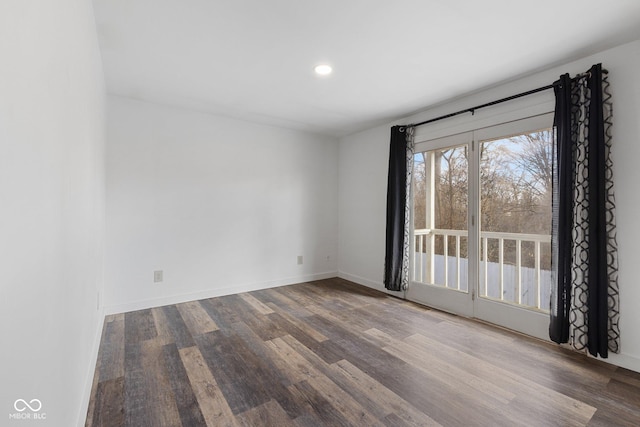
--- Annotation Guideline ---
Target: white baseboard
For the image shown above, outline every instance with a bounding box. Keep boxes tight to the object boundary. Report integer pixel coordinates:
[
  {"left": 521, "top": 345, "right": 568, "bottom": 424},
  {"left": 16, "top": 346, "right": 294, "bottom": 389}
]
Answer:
[
  {"left": 338, "top": 271, "right": 383, "bottom": 291},
  {"left": 337, "top": 271, "right": 403, "bottom": 296},
  {"left": 104, "top": 271, "right": 339, "bottom": 315},
  {"left": 77, "top": 306, "right": 105, "bottom": 427},
  {"left": 606, "top": 351, "right": 640, "bottom": 373}
]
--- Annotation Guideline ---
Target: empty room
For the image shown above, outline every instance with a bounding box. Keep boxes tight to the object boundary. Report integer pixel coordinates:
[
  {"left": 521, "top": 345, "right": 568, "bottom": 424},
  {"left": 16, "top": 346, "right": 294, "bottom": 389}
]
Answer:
[{"left": 3, "top": 0, "right": 640, "bottom": 426}]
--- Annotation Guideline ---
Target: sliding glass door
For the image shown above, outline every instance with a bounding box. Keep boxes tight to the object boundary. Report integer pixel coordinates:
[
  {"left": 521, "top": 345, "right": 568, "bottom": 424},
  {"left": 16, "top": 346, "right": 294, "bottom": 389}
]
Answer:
[{"left": 407, "top": 114, "right": 554, "bottom": 340}]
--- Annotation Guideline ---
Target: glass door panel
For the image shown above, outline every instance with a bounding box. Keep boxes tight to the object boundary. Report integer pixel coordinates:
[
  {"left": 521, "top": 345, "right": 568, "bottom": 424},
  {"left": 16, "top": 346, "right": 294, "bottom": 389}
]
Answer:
[
  {"left": 413, "top": 144, "right": 469, "bottom": 290},
  {"left": 408, "top": 132, "right": 473, "bottom": 317},
  {"left": 478, "top": 129, "right": 553, "bottom": 312},
  {"left": 472, "top": 113, "right": 554, "bottom": 340}
]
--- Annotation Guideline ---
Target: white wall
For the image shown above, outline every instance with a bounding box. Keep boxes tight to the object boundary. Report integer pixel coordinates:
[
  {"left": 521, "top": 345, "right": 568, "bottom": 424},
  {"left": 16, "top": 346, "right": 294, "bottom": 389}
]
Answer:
[
  {"left": 0, "top": 1, "right": 106, "bottom": 426},
  {"left": 105, "top": 96, "right": 339, "bottom": 313},
  {"left": 339, "top": 39, "right": 640, "bottom": 371}
]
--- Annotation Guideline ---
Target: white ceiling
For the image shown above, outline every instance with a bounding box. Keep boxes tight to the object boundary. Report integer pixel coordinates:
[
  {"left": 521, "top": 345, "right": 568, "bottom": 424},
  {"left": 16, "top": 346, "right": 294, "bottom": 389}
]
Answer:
[{"left": 93, "top": 0, "right": 640, "bottom": 137}]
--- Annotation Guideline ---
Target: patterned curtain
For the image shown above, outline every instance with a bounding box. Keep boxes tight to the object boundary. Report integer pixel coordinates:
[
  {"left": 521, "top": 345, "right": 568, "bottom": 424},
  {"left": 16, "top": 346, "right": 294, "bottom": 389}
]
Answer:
[
  {"left": 550, "top": 64, "right": 620, "bottom": 358},
  {"left": 384, "top": 126, "right": 415, "bottom": 291}
]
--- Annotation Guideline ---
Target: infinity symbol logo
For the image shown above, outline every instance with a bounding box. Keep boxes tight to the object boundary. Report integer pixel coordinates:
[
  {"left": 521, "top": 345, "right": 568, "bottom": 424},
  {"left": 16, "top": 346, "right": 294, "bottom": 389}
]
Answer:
[{"left": 14, "top": 399, "right": 42, "bottom": 412}]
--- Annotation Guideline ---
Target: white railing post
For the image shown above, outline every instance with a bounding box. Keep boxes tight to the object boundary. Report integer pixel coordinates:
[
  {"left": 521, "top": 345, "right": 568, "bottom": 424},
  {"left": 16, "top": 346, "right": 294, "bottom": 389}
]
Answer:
[
  {"left": 456, "top": 235, "right": 461, "bottom": 290},
  {"left": 535, "top": 240, "right": 541, "bottom": 310},
  {"left": 419, "top": 234, "right": 424, "bottom": 282},
  {"left": 499, "top": 238, "right": 504, "bottom": 301},
  {"left": 428, "top": 231, "right": 435, "bottom": 284},
  {"left": 516, "top": 240, "right": 522, "bottom": 305},
  {"left": 482, "top": 237, "right": 488, "bottom": 297},
  {"left": 443, "top": 234, "right": 449, "bottom": 287}
]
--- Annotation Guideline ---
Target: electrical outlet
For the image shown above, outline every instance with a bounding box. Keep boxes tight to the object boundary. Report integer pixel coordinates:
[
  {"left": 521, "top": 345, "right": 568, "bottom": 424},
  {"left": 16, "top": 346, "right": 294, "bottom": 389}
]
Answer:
[
  {"left": 154, "top": 270, "right": 163, "bottom": 283},
  {"left": 297, "top": 255, "right": 303, "bottom": 265}
]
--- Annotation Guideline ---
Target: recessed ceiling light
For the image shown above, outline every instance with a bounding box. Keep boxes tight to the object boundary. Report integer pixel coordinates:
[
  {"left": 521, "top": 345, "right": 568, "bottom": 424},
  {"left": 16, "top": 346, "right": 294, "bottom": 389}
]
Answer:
[{"left": 314, "top": 64, "right": 333, "bottom": 76}]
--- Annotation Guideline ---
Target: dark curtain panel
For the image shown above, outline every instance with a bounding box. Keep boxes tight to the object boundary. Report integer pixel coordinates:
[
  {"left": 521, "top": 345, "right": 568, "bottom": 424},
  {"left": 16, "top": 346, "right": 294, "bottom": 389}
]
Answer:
[
  {"left": 550, "top": 73, "right": 574, "bottom": 344},
  {"left": 549, "top": 64, "right": 619, "bottom": 358},
  {"left": 586, "top": 65, "right": 610, "bottom": 357},
  {"left": 384, "top": 126, "right": 412, "bottom": 291}
]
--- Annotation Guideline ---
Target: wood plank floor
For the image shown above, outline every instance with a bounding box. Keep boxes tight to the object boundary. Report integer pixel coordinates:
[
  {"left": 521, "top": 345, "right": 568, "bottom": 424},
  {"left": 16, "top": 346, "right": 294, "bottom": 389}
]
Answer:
[{"left": 86, "top": 278, "right": 640, "bottom": 426}]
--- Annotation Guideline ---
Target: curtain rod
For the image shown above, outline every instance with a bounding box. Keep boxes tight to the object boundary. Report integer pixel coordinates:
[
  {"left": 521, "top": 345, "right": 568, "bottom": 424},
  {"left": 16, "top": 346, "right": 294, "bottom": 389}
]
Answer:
[
  {"left": 406, "top": 69, "right": 608, "bottom": 128},
  {"left": 407, "top": 84, "right": 554, "bottom": 128}
]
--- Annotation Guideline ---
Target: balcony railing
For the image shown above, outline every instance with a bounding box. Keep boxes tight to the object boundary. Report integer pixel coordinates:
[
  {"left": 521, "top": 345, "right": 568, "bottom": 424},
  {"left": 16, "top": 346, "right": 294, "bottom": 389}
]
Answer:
[{"left": 413, "top": 228, "right": 551, "bottom": 311}]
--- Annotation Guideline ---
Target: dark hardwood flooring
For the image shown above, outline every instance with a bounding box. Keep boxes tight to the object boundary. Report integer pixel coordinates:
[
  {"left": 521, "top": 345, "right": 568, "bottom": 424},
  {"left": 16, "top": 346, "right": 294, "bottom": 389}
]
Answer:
[{"left": 86, "top": 278, "right": 640, "bottom": 426}]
